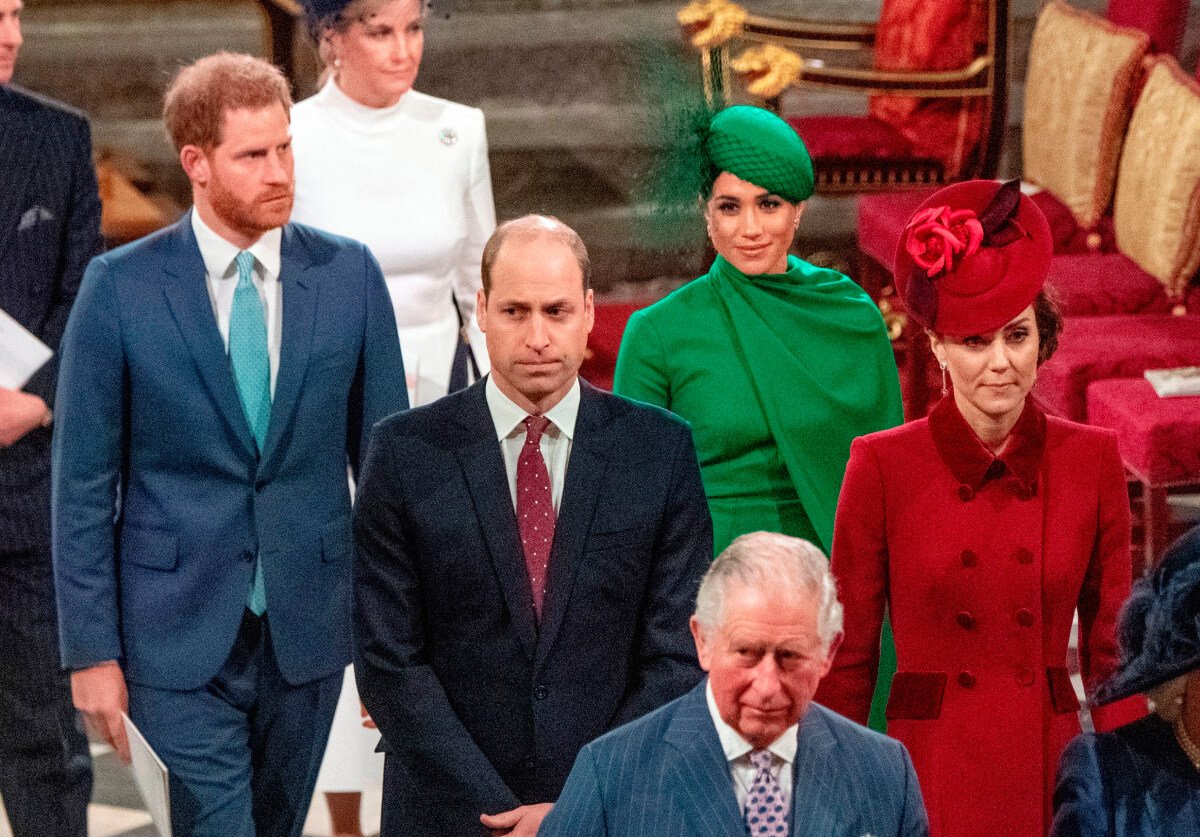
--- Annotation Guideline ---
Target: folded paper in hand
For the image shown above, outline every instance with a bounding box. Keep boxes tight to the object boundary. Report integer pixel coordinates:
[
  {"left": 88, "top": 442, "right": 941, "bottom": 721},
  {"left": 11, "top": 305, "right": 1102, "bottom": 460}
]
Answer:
[
  {"left": 1144, "top": 367, "right": 1200, "bottom": 398},
  {"left": 0, "top": 306, "right": 52, "bottom": 389},
  {"left": 122, "top": 713, "right": 172, "bottom": 837}
]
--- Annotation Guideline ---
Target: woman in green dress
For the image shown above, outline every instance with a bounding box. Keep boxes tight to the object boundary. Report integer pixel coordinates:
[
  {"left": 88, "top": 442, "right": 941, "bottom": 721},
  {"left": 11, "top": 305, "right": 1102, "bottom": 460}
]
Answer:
[{"left": 613, "top": 105, "right": 903, "bottom": 726}]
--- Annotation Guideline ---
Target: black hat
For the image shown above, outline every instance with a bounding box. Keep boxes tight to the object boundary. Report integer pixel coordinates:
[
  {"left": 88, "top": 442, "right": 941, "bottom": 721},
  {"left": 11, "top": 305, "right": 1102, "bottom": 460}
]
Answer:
[
  {"left": 1093, "top": 525, "right": 1200, "bottom": 705},
  {"left": 299, "top": 0, "right": 352, "bottom": 24}
]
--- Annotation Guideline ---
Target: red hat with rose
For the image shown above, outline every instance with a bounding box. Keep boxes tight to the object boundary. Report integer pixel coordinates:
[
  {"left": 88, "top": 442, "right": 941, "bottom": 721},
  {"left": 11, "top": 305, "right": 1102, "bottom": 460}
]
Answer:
[{"left": 894, "top": 179, "right": 1052, "bottom": 337}]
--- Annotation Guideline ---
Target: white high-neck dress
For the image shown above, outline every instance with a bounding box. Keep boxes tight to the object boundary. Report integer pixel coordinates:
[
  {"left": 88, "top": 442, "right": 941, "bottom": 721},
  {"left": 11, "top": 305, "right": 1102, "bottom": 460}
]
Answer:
[{"left": 292, "top": 78, "right": 495, "bottom": 407}]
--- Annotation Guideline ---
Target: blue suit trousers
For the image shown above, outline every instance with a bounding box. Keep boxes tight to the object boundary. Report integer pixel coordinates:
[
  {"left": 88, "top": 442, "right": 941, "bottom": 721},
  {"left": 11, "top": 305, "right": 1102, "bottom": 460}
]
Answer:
[{"left": 128, "top": 612, "right": 342, "bottom": 837}]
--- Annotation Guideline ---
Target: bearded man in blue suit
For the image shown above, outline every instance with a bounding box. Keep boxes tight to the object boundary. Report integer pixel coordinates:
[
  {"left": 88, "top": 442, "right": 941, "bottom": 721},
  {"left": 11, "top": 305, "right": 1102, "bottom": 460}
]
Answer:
[
  {"left": 51, "top": 53, "right": 406, "bottom": 837},
  {"left": 540, "top": 531, "right": 929, "bottom": 837}
]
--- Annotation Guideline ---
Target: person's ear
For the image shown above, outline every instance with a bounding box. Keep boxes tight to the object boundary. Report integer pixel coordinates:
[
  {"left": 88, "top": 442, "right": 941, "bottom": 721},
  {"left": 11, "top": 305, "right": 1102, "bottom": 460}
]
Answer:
[
  {"left": 179, "top": 144, "right": 209, "bottom": 187},
  {"left": 690, "top": 615, "right": 712, "bottom": 673},
  {"left": 475, "top": 288, "right": 488, "bottom": 332},
  {"left": 927, "top": 329, "right": 947, "bottom": 369}
]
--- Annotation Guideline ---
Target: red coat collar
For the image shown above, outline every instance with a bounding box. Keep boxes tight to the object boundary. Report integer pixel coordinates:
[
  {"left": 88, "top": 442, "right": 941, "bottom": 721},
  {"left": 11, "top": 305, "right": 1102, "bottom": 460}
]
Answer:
[{"left": 929, "top": 394, "right": 1046, "bottom": 493}]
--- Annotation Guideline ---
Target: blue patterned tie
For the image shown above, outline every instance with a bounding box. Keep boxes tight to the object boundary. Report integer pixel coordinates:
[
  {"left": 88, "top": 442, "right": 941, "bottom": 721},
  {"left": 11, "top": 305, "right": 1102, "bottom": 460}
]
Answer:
[
  {"left": 230, "top": 250, "right": 270, "bottom": 615},
  {"left": 745, "top": 749, "right": 788, "bottom": 836}
]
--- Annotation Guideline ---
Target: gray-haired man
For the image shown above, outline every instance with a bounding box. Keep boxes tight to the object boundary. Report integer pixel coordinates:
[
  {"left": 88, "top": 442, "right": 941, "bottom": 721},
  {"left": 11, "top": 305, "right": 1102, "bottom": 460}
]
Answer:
[{"left": 541, "top": 531, "right": 930, "bottom": 837}]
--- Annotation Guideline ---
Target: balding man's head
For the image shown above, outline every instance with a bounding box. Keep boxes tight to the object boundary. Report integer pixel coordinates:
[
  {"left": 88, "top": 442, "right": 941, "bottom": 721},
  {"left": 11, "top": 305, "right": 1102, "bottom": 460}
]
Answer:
[{"left": 481, "top": 215, "right": 591, "bottom": 296}]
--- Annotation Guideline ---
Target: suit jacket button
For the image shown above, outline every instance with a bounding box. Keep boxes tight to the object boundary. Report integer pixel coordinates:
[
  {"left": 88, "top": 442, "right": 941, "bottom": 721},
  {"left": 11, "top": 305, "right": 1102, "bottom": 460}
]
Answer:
[
  {"left": 533, "top": 685, "right": 548, "bottom": 700},
  {"left": 1016, "top": 608, "right": 1034, "bottom": 627},
  {"left": 958, "top": 671, "right": 976, "bottom": 688},
  {"left": 960, "top": 549, "right": 978, "bottom": 567},
  {"left": 242, "top": 550, "right": 255, "bottom": 563},
  {"left": 523, "top": 757, "right": 535, "bottom": 770},
  {"left": 1016, "top": 666, "right": 1035, "bottom": 686},
  {"left": 957, "top": 485, "right": 974, "bottom": 502},
  {"left": 955, "top": 611, "right": 976, "bottom": 630},
  {"left": 1013, "top": 547, "right": 1034, "bottom": 565}
]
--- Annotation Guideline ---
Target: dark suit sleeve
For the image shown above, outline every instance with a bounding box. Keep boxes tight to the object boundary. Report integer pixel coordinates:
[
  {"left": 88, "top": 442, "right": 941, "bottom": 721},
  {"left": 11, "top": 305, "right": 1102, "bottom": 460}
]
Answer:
[
  {"left": 51, "top": 257, "right": 126, "bottom": 668},
  {"left": 897, "top": 741, "right": 931, "bottom": 837},
  {"left": 1050, "top": 735, "right": 1109, "bottom": 837},
  {"left": 537, "top": 744, "right": 608, "bottom": 837},
  {"left": 354, "top": 426, "right": 520, "bottom": 817},
  {"left": 347, "top": 246, "right": 407, "bottom": 476},
  {"left": 613, "top": 423, "right": 711, "bottom": 726},
  {"left": 23, "top": 115, "right": 102, "bottom": 406}
]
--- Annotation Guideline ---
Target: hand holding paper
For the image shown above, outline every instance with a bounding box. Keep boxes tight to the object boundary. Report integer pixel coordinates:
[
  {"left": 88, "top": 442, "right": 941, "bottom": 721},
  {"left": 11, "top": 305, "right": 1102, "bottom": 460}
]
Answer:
[
  {"left": 0, "top": 387, "right": 48, "bottom": 446},
  {"left": 71, "top": 660, "right": 131, "bottom": 763},
  {"left": 0, "top": 305, "right": 53, "bottom": 390}
]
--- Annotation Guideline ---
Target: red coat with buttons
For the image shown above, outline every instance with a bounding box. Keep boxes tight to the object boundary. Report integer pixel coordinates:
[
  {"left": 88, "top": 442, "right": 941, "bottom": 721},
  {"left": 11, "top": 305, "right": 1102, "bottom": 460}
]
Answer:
[{"left": 816, "top": 396, "right": 1145, "bottom": 837}]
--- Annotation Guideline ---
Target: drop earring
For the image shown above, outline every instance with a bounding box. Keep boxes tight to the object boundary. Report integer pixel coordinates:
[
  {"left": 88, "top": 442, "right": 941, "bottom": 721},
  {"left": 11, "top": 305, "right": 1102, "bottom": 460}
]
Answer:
[
  {"left": 940, "top": 361, "right": 949, "bottom": 396},
  {"left": 334, "top": 56, "right": 342, "bottom": 69}
]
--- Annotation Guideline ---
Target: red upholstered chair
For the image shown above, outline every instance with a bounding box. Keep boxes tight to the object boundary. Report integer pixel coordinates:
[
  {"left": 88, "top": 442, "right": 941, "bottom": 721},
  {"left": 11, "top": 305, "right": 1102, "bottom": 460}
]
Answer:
[
  {"left": 1106, "top": 0, "right": 1187, "bottom": 56},
  {"left": 680, "top": 0, "right": 1008, "bottom": 193},
  {"left": 579, "top": 301, "right": 653, "bottom": 391}
]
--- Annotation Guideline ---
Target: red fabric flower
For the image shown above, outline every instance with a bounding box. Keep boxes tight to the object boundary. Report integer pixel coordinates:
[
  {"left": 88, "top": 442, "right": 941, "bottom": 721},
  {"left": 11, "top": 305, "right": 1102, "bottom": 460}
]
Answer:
[{"left": 904, "top": 206, "right": 984, "bottom": 277}]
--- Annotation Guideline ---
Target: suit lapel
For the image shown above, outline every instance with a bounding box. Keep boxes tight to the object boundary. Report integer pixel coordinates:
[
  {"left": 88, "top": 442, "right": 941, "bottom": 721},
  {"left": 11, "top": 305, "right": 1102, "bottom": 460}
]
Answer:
[
  {"left": 456, "top": 382, "right": 538, "bottom": 661},
  {"left": 0, "top": 89, "right": 46, "bottom": 264},
  {"left": 534, "top": 382, "right": 610, "bottom": 669},
  {"left": 258, "top": 225, "right": 317, "bottom": 476},
  {"left": 161, "top": 217, "right": 257, "bottom": 460},
  {"left": 662, "top": 683, "right": 746, "bottom": 837},
  {"left": 789, "top": 707, "right": 853, "bottom": 835}
]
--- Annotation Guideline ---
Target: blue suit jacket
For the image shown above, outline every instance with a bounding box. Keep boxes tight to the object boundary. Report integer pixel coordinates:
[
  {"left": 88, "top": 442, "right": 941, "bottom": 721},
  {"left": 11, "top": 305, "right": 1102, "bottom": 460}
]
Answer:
[
  {"left": 1051, "top": 715, "right": 1200, "bottom": 837},
  {"left": 354, "top": 378, "right": 712, "bottom": 836},
  {"left": 540, "top": 681, "right": 930, "bottom": 837},
  {"left": 52, "top": 215, "right": 407, "bottom": 689},
  {"left": 0, "top": 84, "right": 101, "bottom": 550}
]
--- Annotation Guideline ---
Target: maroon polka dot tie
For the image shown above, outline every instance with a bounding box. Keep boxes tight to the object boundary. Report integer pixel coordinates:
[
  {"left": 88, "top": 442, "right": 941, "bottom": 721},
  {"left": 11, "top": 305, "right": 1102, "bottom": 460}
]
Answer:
[
  {"left": 517, "top": 415, "right": 555, "bottom": 620},
  {"left": 745, "top": 749, "right": 788, "bottom": 836}
]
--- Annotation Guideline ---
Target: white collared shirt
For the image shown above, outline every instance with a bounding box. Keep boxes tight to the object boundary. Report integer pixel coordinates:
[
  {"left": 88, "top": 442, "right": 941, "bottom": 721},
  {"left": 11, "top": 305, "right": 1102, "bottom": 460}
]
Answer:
[
  {"left": 485, "top": 375, "right": 580, "bottom": 512},
  {"left": 706, "top": 680, "right": 797, "bottom": 815},
  {"left": 191, "top": 209, "right": 283, "bottom": 395}
]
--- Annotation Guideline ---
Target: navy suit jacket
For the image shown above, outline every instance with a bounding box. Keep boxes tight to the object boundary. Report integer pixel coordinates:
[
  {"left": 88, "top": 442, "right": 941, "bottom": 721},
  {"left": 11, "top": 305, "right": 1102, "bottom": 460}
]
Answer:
[
  {"left": 0, "top": 84, "right": 101, "bottom": 550},
  {"left": 540, "top": 681, "right": 930, "bottom": 837},
  {"left": 354, "top": 378, "right": 712, "bottom": 836},
  {"left": 1051, "top": 714, "right": 1200, "bottom": 837},
  {"left": 52, "top": 215, "right": 407, "bottom": 689}
]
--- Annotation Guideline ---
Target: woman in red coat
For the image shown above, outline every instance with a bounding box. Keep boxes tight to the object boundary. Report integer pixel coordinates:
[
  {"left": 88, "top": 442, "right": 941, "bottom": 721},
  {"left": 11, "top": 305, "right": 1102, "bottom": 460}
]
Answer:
[{"left": 816, "top": 180, "right": 1144, "bottom": 837}]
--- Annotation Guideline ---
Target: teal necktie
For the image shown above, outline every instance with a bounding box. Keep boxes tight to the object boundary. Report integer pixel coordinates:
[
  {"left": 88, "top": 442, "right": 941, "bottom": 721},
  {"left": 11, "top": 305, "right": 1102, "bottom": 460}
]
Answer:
[{"left": 230, "top": 250, "right": 270, "bottom": 615}]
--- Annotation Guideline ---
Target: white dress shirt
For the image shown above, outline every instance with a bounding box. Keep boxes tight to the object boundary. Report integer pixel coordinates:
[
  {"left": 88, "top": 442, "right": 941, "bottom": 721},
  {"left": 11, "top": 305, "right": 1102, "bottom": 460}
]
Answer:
[
  {"left": 485, "top": 375, "right": 580, "bottom": 513},
  {"left": 191, "top": 209, "right": 283, "bottom": 395},
  {"left": 706, "top": 680, "right": 797, "bottom": 814}
]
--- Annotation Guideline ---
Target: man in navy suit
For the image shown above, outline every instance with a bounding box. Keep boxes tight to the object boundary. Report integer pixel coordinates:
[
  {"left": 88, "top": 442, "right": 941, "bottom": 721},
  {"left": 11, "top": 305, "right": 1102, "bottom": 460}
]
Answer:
[
  {"left": 52, "top": 53, "right": 406, "bottom": 837},
  {"left": 0, "top": 1, "right": 100, "bottom": 834},
  {"left": 541, "top": 531, "right": 930, "bottom": 837},
  {"left": 354, "top": 214, "right": 712, "bottom": 837}
]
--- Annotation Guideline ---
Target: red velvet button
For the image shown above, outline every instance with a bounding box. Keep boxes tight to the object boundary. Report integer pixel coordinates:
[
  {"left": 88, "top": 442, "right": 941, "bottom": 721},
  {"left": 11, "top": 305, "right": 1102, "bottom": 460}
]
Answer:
[
  {"left": 1013, "top": 547, "right": 1034, "bottom": 565},
  {"left": 955, "top": 611, "right": 976, "bottom": 630},
  {"left": 1016, "top": 608, "right": 1034, "bottom": 627},
  {"left": 961, "top": 549, "right": 978, "bottom": 567},
  {"left": 958, "top": 671, "right": 976, "bottom": 688},
  {"left": 957, "top": 485, "right": 974, "bottom": 501},
  {"left": 1016, "top": 666, "right": 1034, "bottom": 686}
]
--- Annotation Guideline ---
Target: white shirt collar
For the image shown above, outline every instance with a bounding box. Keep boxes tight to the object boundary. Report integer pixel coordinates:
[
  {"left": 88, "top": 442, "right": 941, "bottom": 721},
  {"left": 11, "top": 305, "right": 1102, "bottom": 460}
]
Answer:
[
  {"left": 190, "top": 208, "right": 282, "bottom": 282},
  {"left": 485, "top": 375, "right": 580, "bottom": 442},
  {"left": 705, "top": 679, "right": 798, "bottom": 766}
]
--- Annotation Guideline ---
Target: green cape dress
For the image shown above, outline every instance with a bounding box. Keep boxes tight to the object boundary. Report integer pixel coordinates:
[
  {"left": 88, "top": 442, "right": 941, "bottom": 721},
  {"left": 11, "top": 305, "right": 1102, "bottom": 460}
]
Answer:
[{"left": 614, "top": 254, "right": 904, "bottom": 729}]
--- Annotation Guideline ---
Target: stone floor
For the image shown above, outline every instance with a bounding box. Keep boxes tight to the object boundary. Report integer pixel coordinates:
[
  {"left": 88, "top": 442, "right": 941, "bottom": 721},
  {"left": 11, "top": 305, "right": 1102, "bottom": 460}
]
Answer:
[{"left": 0, "top": 743, "right": 383, "bottom": 837}]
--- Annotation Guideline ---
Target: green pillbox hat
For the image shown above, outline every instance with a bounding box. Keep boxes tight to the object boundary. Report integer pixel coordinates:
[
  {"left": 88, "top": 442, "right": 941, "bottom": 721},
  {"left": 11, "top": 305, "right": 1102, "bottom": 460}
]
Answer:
[{"left": 706, "top": 105, "right": 814, "bottom": 203}]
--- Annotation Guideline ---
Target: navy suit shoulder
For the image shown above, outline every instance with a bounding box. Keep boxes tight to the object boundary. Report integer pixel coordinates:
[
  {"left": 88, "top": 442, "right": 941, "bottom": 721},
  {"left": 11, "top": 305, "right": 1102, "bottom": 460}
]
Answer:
[
  {"left": 2, "top": 84, "right": 90, "bottom": 129},
  {"left": 1052, "top": 715, "right": 1200, "bottom": 837}
]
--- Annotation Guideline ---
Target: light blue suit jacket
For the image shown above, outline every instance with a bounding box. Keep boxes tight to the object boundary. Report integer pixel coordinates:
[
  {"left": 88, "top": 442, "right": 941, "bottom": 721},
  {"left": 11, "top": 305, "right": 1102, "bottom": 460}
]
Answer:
[
  {"left": 52, "top": 215, "right": 407, "bottom": 690},
  {"left": 539, "top": 680, "right": 929, "bottom": 837}
]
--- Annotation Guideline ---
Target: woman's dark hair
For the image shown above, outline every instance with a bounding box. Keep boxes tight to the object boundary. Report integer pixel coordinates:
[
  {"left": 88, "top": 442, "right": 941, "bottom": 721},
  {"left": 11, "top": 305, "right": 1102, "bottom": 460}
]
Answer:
[{"left": 1034, "top": 286, "right": 1063, "bottom": 364}]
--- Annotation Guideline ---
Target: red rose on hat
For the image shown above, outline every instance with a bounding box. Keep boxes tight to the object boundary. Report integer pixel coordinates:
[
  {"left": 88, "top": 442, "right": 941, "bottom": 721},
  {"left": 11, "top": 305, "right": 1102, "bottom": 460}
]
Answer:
[{"left": 904, "top": 206, "right": 984, "bottom": 278}]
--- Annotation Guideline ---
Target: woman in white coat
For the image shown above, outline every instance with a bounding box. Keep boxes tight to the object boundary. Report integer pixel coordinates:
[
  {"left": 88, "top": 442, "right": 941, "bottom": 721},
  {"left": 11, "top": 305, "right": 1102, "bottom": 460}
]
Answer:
[
  {"left": 292, "top": 1, "right": 496, "bottom": 834},
  {"left": 294, "top": 0, "right": 495, "bottom": 408}
]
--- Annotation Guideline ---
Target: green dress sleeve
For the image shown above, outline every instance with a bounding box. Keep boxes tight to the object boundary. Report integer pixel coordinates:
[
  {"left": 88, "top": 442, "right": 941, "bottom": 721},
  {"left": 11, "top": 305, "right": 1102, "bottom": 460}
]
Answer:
[{"left": 613, "top": 308, "right": 670, "bottom": 410}]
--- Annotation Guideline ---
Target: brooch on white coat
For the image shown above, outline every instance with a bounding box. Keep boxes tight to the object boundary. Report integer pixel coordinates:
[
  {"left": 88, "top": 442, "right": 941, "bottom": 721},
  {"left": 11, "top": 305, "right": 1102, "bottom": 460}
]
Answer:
[{"left": 439, "top": 128, "right": 458, "bottom": 146}]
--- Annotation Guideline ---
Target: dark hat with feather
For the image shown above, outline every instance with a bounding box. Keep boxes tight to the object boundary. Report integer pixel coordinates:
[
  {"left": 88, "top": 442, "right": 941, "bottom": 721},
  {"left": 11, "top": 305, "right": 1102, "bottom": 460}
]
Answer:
[
  {"left": 894, "top": 179, "right": 1052, "bottom": 336},
  {"left": 1093, "top": 525, "right": 1200, "bottom": 705}
]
